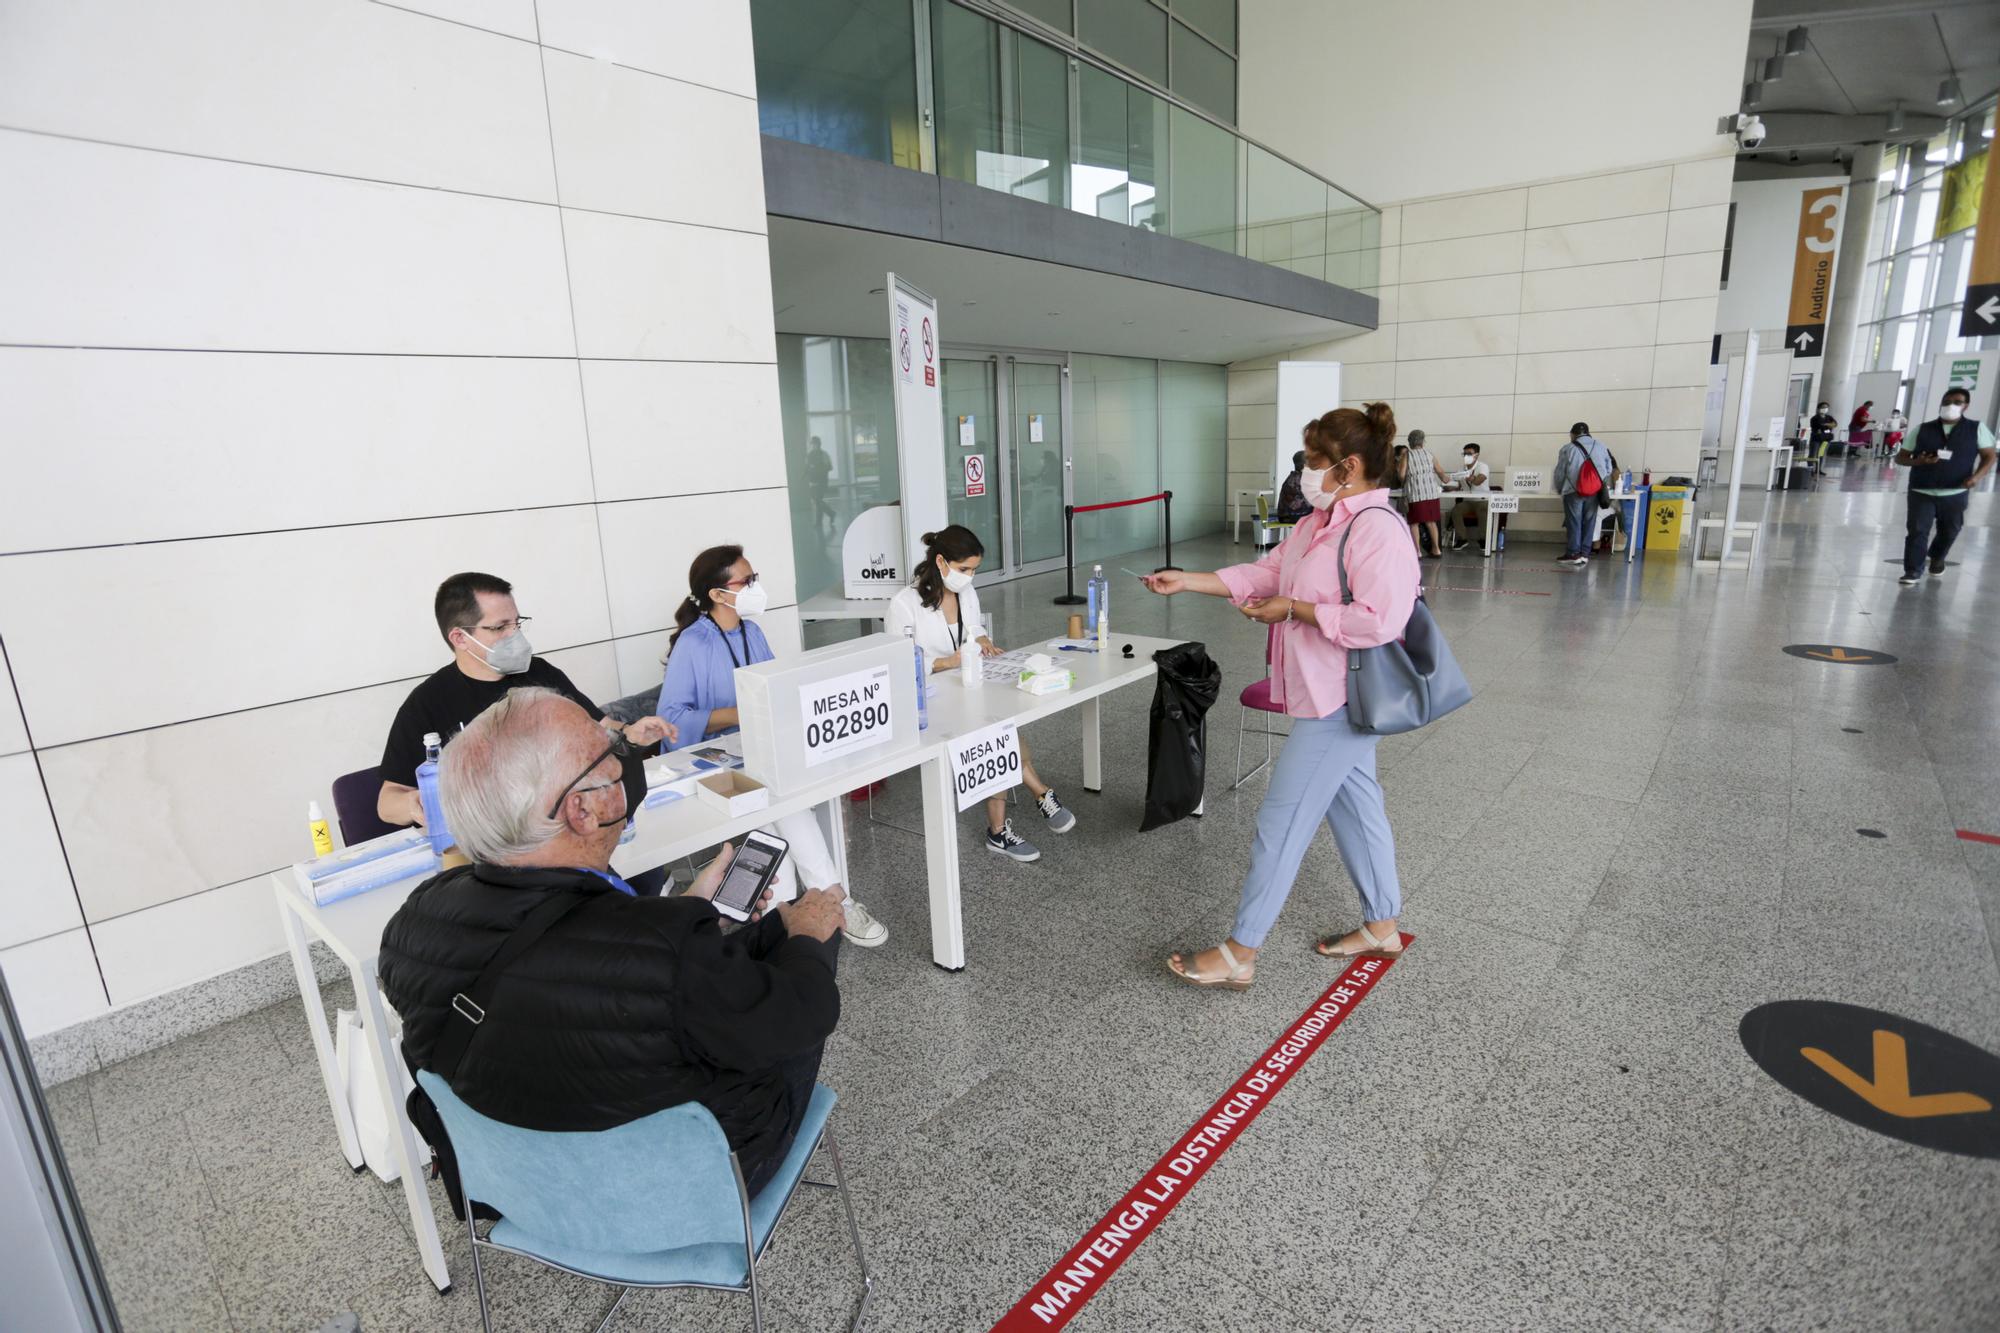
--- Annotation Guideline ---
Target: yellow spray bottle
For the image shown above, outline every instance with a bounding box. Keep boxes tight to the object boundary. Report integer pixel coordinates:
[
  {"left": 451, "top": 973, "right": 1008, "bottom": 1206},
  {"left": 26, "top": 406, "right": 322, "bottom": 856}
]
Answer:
[{"left": 308, "top": 801, "right": 334, "bottom": 858}]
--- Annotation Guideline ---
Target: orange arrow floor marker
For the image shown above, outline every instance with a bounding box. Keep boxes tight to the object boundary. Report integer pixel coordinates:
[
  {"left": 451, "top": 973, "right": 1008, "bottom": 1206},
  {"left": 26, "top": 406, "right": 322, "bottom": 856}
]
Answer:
[
  {"left": 1807, "top": 648, "right": 1866, "bottom": 662},
  {"left": 1802, "top": 1030, "right": 1994, "bottom": 1119}
]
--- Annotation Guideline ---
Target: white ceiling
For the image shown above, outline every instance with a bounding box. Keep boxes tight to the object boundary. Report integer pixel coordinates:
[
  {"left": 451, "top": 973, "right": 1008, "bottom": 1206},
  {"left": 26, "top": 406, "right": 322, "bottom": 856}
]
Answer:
[{"left": 764, "top": 216, "right": 1369, "bottom": 364}]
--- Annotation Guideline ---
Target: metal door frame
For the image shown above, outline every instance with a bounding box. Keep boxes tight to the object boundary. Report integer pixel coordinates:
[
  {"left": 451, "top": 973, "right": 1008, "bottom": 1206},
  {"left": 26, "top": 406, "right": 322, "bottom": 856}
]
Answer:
[{"left": 943, "top": 345, "right": 1073, "bottom": 584}]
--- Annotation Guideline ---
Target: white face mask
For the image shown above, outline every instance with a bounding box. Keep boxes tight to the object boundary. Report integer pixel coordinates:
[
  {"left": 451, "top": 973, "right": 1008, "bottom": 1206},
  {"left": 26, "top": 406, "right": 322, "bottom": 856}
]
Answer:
[
  {"left": 942, "top": 565, "right": 975, "bottom": 594},
  {"left": 1940, "top": 403, "right": 1965, "bottom": 422},
  {"left": 721, "top": 582, "right": 768, "bottom": 617},
  {"left": 1299, "top": 462, "right": 1351, "bottom": 510},
  {"left": 1462, "top": 454, "right": 1478, "bottom": 466}
]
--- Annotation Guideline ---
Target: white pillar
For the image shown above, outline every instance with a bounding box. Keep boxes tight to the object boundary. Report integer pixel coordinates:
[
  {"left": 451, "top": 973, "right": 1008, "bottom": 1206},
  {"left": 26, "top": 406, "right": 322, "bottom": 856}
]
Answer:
[{"left": 1820, "top": 144, "right": 1884, "bottom": 415}]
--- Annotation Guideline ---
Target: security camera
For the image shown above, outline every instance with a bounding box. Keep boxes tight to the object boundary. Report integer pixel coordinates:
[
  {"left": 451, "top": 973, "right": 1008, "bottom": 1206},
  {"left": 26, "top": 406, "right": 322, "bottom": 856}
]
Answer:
[{"left": 1718, "top": 112, "right": 1767, "bottom": 149}]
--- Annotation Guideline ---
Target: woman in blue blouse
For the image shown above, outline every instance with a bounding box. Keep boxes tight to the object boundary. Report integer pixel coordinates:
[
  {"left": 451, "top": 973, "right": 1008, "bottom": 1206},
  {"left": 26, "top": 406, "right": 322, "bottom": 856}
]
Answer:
[{"left": 659, "top": 544, "right": 887, "bottom": 947}]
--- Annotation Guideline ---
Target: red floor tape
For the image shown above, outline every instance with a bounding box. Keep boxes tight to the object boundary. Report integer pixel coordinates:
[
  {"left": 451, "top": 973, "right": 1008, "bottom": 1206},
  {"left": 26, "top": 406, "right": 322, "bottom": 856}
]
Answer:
[
  {"left": 988, "top": 936, "right": 1410, "bottom": 1332},
  {"left": 1958, "top": 829, "right": 2000, "bottom": 847}
]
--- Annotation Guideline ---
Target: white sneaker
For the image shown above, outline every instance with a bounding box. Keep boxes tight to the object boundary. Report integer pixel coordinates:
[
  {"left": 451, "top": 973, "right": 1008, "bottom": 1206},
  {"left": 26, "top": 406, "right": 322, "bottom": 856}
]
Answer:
[{"left": 841, "top": 899, "right": 888, "bottom": 948}]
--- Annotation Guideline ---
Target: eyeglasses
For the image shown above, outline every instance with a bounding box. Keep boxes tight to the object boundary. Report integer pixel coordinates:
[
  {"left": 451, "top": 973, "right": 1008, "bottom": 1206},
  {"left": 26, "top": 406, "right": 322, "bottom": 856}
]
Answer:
[
  {"left": 474, "top": 615, "right": 533, "bottom": 636},
  {"left": 547, "top": 732, "right": 632, "bottom": 820},
  {"left": 724, "top": 573, "right": 760, "bottom": 589}
]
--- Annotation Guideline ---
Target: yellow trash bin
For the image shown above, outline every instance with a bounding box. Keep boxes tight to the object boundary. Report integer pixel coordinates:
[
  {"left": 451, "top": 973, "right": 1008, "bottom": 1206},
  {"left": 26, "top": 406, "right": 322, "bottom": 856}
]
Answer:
[{"left": 1649, "top": 486, "right": 1690, "bottom": 550}]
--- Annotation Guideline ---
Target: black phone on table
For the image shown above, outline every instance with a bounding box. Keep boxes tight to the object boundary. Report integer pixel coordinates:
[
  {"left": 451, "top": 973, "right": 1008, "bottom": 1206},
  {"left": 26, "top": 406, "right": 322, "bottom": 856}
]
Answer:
[{"left": 709, "top": 829, "right": 788, "bottom": 922}]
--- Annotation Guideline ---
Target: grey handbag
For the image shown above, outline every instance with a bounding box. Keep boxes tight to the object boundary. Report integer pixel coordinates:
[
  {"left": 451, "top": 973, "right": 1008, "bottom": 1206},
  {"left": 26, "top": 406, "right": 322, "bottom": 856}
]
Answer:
[{"left": 1335, "top": 508, "right": 1473, "bottom": 734}]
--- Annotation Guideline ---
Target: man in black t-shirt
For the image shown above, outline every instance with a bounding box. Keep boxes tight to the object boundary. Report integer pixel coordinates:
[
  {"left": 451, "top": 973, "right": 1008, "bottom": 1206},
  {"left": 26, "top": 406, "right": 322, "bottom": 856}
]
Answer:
[{"left": 377, "top": 572, "right": 674, "bottom": 827}]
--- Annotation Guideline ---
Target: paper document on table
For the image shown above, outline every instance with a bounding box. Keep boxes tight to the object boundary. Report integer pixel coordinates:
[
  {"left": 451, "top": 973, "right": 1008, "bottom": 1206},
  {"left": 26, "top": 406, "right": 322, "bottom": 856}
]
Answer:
[{"left": 981, "top": 649, "right": 1041, "bottom": 683}]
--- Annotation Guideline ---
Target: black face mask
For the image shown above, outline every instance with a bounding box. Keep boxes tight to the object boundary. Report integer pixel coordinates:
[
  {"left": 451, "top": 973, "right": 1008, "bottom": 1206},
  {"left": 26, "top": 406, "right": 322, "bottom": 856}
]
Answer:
[{"left": 548, "top": 733, "right": 643, "bottom": 829}]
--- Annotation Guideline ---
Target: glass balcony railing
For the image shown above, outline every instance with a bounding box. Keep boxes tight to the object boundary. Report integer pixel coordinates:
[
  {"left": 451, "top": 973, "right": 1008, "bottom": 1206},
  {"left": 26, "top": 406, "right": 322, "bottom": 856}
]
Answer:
[{"left": 752, "top": 0, "right": 1379, "bottom": 292}]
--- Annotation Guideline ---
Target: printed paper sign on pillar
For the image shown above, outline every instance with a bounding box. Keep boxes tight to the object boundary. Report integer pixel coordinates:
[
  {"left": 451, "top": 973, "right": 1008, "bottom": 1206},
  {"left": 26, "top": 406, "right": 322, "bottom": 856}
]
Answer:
[
  {"left": 1785, "top": 185, "right": 1842, "bottom": 356},
  {"left": 948, "top": 720, "right": 1021, "bottom": 811}
]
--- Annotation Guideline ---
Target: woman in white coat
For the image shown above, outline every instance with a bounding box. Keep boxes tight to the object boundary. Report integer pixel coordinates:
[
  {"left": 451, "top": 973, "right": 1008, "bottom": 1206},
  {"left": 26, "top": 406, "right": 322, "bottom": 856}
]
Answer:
[{"left": 887, "top": 525, "right": 1076, "bottom": 863}]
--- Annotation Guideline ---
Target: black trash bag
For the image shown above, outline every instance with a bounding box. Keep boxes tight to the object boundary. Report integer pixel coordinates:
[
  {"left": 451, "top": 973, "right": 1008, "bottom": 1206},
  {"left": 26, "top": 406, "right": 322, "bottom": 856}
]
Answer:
[{"left": 1140, "top": 641, "right": 1221, "bottom": 832}]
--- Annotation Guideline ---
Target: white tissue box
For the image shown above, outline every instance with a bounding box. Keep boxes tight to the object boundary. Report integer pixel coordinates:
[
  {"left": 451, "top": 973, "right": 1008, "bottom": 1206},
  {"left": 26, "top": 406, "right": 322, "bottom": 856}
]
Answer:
[{"left": 1017, "top": 668, "right": 1074, "bottom": 696}]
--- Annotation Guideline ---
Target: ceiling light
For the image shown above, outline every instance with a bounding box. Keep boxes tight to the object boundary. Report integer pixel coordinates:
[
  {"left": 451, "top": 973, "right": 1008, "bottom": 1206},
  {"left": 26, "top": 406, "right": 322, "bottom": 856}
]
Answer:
[
  {"left": 1744, "top": 80, "right": 1763, "bottom": 110},
  {"left": 1886, "top": 102, "right": 1905, "bottom": 134},
  {"left": 1937, "top": 76, "right": 1962, "bottom": 106},
  {"left": 1763, "top": 55, "right": 1785, "bottom": 82},
  {"left": 1784, "top": 25, "right": 1808, "bottom": 57}
]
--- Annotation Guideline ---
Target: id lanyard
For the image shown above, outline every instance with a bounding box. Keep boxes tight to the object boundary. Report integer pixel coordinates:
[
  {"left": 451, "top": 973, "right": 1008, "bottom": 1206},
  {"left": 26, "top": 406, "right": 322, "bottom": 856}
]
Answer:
[{"left": 706, "top": 615, "right": 752, "bottom": 669}]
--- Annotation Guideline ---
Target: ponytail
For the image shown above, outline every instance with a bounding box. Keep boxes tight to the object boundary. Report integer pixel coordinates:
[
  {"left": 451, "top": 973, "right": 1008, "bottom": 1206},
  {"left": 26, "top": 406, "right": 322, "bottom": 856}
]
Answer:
[
  {"left": 1312, "top": 402, "right": 1397, "bottom": 485},
  {"left": 911, "top": 525, "right": 984, "bottom": 610},
  {"left": 667, "top": 543, "right": 744, "bottom": 655}
]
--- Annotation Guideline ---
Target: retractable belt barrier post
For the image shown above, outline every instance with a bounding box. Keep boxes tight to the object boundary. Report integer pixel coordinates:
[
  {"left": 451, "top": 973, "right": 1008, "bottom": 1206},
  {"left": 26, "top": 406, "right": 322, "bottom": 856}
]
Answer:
[{"left": 1051, "top": 490, "right": 1179, "bottom": 606}]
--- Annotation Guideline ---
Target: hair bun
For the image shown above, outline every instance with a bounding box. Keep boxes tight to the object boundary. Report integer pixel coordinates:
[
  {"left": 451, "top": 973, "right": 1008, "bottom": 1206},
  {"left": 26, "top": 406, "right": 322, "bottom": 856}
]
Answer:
[
  {"left": 920, "top": 531, "right": 939, "bottom": 546},
  {"left": 1364, "top": 401, "right": 1396, "bottom": 446}
]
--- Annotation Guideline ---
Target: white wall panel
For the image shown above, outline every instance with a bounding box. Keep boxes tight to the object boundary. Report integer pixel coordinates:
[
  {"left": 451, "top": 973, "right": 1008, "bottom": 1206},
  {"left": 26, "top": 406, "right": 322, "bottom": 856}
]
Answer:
[
  {"left": 1513, "top": 390, "right": 1652, "bottom": 435},
  {"left": 1660, "top": 251, "right": 1724, "bottom": 301},
  {"left": 1519, "top": 259, "right": 1663, "bottom": 313},
  {"left": 1227, "top": 368, "right": 1278, "bottom": 404},
  {"left": 1516, "top": 348, "right": 1655, "bottom": 395},
  {"left": 564, "top": 210, "right": 779, "bottom": 362},
  {"left": 1396, "top": 315, "right": 1519, "bottom": 361},
  {"left": 1398, "top": 231, "right": 1525, "bottom": 284},
  {"left": 0, "top": 754, "right": 81, "bottom": 949},
  {"left": 543, "top": 49, "right": 765, "bottom": 232},
  {"left": 1648, "top": 386, "right": 1709, "bottom": 431},
  {"left": 1399, "top": 190, "right": 1527, "bottom": 245},
  {"left": 1651, "top": 342, "right": 1711, "bottom": 389},
  {"left": 537, "top": 0, "right": 759, "bottom": 98},
  {"left": 0, "top": 349, "right": 591, "bottom": 552},
  {"left": 0, "top": 0, "right": 556, "bottom": 202},
  {"left": 612, "top": 631, "right": 673, "bottom": 702},
  {"left": 1395, "top": 355, "right": 1516, "bottom": 399},
  {"left": 1396, "top": 273, "right": 1522, "bottom": 323},
  {"left": 0, "top": 132, "right": 575, "bottom": 356},
  {"left": 542, "top": 641, "right": 624, "bottom": 716},
  {"left": 0, "top": 654, "right": 27, "bottom": 757},
  {"left": 88, "top": 875, "right": 287, "bottom": 1008},
  {"left": 0, "top": 930, "right": 107, "bottom": 1037},
  {"left": 1665, "top": 204, "right": 1731, "bottom": 256},
  {"left": 0, "top": 506, "right": 613, "bottom": 747},
  {"left": 581, "top": 360, "right": 785, "bottom": 502},
  {"left": 1523, "top": 214, "right": 1669, "bottom": 271},
  {"left": 1645, "top": 430, "right": 1705, "bottom": 471},
  {"left": 1339, "top": 361, "right": 1397, "bottom": 398},
  {"left": 1525, "top": 168, "right": 1674, "bottom": 230},
  {"left": 1517, "top": 304, "right": 1659, "bottom": 354},
  {"left": 384, "top": 0, "right": 540, "bottom": 40},
  {"left": 1656, "top": 296, "right": 1721, "bottom": 346},
  {"left": 1375, "top": 395, "right": 1515, "bottom": 435},
  {"left": 595, "top": 490, "right": 798, "bottom": 640},
  {"left": 1671, "top": 157, "right": 1737, "bottom": 211}
]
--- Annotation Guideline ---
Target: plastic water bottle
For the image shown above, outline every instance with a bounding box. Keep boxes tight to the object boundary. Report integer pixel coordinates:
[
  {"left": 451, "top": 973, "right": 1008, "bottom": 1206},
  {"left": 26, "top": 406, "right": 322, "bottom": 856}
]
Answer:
[
  {"left": 415, "top": 732, "right": 452, "bottom": 854},
  {"left": 907, "top": 627, "right": 928, "bottom": 731},
  {"left": 1086, "top": 565, "right": 1107, "bottom": 635}
]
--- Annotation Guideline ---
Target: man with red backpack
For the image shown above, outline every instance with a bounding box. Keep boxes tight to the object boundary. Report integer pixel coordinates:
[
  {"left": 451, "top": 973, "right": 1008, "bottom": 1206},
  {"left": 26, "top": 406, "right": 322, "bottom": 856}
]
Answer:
[{"left": 1553, "top": 422, "right": 1617, "bottom": 568}]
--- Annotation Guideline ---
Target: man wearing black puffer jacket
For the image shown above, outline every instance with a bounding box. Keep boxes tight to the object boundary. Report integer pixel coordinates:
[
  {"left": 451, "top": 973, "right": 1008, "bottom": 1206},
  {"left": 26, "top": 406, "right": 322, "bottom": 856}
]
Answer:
[{"left": 379, "top": 687, "right": 846, "bottom": 1192}]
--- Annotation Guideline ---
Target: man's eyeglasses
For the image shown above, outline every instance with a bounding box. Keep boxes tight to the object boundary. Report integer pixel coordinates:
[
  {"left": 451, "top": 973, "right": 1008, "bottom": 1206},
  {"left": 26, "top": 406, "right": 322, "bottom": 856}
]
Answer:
[
  {"left": 475, "top": 615, "right": 533, "bottom": 636},
  {"left": 547, "top": 731, "right": 632, "bottom": 820}
]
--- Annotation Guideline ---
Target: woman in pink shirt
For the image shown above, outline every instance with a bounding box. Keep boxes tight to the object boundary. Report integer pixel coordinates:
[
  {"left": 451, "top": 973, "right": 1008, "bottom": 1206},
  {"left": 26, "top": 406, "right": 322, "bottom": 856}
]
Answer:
[{"left": 1144, "top": 403, "right": 1420, "bottom": 990}]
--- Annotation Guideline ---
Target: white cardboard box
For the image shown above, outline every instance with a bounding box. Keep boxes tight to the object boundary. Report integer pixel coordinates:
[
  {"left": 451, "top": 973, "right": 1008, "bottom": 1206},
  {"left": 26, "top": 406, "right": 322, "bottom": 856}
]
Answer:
[
  {"left": 733, "top": 633, "right": 919, "bottom": 794},
  {"left": 696, "top": 770, "right": 770, "bottom": 817}
]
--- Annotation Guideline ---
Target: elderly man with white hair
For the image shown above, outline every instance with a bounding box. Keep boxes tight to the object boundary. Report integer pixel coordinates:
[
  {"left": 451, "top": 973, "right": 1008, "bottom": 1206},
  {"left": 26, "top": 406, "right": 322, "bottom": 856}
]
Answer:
[{"left": 379, "top": 686, "right": 848, "bottom": 1193}]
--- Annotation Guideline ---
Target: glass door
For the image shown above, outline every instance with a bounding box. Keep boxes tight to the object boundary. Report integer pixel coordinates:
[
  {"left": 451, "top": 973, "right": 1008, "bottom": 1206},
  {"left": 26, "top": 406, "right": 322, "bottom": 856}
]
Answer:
[
  {"left": 1007, "top": 356, "right": 1070, "bottom": 576},
  {"left": 939, "top": 356, "right": 1003, "bottom": 561}
]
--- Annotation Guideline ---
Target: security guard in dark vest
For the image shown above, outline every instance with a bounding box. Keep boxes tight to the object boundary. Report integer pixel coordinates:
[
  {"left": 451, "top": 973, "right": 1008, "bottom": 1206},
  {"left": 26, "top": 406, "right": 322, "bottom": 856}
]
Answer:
[{"left": 1894, "top": 387, "right": 1996, "bottom": 585}]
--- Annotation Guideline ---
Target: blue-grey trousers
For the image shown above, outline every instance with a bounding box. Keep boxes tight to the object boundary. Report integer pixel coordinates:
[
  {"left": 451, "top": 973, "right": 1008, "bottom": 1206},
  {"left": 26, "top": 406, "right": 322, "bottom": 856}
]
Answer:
[{"left": 1231, "top": 708, "right": 1401, "bottom": 948}]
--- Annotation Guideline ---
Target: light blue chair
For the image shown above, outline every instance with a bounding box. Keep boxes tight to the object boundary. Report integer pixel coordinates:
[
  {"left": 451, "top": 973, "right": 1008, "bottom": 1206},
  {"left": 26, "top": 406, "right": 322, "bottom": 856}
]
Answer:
[{"left": 415, "top": 1072, "right": 872, "bottom": 1333}]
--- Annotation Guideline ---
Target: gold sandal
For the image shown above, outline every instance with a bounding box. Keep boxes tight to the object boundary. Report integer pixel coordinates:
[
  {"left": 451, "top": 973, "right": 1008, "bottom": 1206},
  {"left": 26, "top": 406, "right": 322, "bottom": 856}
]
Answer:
[
  {"left": 1315, "top": 922, "right": 1404, "bottom": 960},
  {"left": 1167, "top": 941, "right": 1254, "bottom": 991}
]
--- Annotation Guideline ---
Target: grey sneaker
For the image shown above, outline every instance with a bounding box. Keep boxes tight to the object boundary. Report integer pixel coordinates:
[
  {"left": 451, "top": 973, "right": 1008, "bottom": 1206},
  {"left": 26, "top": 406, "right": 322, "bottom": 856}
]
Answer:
[
  {"left": 1036, "top": 788, "right": 1077, "bottom": 833},
  {"left": 985, "top": 820, "right": 1042, "bottom": 862},
  {"left": 841, "top": 899, "right": 887, "bottom": 948}
]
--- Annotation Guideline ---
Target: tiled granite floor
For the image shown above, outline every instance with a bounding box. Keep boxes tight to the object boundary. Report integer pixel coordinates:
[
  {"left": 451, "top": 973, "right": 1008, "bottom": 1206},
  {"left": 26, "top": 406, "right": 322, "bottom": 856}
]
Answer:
[{"left": 44, "top": 465, "right": 2000, "bottom": 1330}]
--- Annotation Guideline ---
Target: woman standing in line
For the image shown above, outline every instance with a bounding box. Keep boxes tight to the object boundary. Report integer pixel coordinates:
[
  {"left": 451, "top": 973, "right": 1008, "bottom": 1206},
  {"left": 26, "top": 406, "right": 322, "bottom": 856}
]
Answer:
[
  {"left": 659, "top": 543, "right": 888, "bottom": 946},
  {"left": 1400, "top": 428, "right": 1450, "bottom": 557},
  {"left": 1143, "top": 404, "right": 1420, "bottom": 990},
  {"left": 888, "top": 525, "right": 1077, "bottom": 864}
]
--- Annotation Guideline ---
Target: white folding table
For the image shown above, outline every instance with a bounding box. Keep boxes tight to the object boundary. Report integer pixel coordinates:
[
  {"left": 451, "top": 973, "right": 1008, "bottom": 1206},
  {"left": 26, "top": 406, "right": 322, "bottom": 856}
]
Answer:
[{"left": 273, "top": 632, "right": 1173, "bottom": 1291}]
